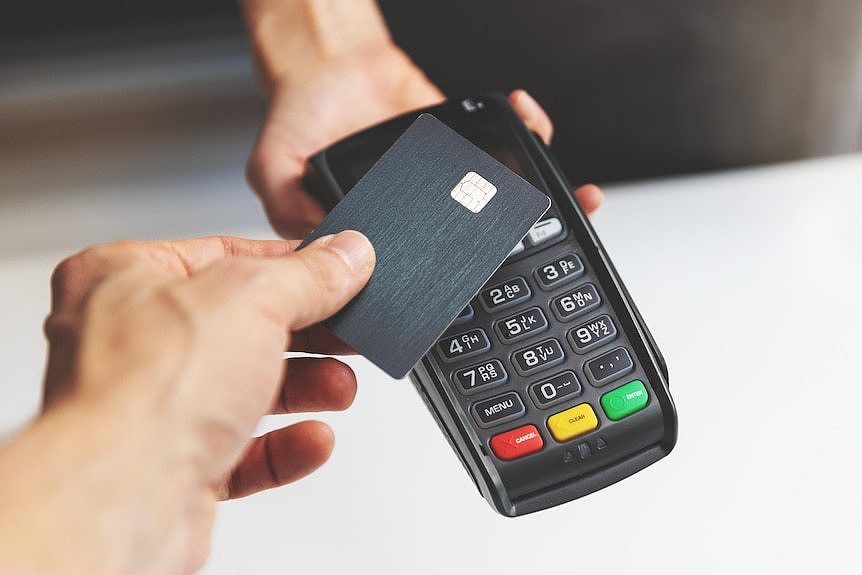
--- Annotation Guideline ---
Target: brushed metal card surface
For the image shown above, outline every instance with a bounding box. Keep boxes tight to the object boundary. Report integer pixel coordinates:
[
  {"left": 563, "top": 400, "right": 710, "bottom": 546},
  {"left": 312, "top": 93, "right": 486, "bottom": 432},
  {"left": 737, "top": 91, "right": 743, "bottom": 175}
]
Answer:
[{"left": 300, "top": 114, "right": 550, "bottom": 378}]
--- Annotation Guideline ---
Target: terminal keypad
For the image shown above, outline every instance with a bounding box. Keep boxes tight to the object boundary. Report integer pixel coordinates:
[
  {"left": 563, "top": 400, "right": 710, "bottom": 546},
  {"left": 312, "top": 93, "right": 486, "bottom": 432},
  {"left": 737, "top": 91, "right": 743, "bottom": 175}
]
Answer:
[{"left": 434, "top": 220, "right": 652, "bottom": 463}]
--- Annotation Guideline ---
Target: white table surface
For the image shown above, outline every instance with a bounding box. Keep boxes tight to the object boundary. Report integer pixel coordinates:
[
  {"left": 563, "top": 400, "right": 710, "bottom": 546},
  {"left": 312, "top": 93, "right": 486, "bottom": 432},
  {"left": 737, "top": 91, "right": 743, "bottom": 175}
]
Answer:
[{"left": 1, "top": 70, "right": 861, "bottom": 572}]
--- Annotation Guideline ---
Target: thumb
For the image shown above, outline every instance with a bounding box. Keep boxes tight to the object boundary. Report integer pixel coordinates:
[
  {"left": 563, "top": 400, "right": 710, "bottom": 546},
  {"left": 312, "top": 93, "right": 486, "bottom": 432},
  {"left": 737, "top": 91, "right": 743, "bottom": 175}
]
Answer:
[
  {"left": 269, "top": 230, "right": 376, "bottom": 329},
  {"left": 182, "top": 230, "right": 375, "bottom": 330}
]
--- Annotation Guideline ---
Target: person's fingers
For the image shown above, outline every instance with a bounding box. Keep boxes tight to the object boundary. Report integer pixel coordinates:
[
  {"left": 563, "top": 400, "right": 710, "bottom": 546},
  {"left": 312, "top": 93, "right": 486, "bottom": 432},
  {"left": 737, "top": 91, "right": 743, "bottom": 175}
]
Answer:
[
  {"left": 215, "top": 420, "right": 335, "bottom": 500},
  {"left": 259, "top": 230, "right": 376, "bottom": 330},
  {"left": 270, "top": 357, "right": 357, "bottom": 414},
  {"left": 185, "top": 230, "right": 375, "bottom": 333},
  {"left": 163, "top": 236, "right": 302, "bottom": 272},
  {"left": 289, "top": 324, "right": 356, "bottom": 354},
  {"left": 506, "top": 93, "right": 605, "bottom": 216},
  {"left": 246, "top": 135, "right": 327, "bottom": 238},
  {"left": 49, "top": 237, "right": 302, "bottom": 316},
  {"left": 573, "top": 184, "right": 604, "bottom": 215},
  {"left": 49, "top": 242, "right": 160, "bottom": 315},
  {"left": 509, "top": 89, "right": 554, "bottom": 145}
]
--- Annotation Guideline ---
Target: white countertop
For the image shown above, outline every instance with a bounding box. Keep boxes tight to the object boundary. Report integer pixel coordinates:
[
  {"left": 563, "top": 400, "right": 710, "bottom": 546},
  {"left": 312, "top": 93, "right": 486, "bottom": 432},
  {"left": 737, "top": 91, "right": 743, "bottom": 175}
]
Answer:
[{"left": 1, "top": 101, "right": 860, "bottom": 573}]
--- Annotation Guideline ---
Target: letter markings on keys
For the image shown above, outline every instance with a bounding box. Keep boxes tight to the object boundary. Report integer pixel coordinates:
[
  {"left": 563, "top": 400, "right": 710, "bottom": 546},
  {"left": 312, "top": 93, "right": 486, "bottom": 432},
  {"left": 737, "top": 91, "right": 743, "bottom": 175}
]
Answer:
[
  {"left": 480, "top": 277, "right": 531, "bottom": 313},
  {"left": 495, "top": 307, "right": 549, "bottom": 343},
  {"left": 546, "top": 403, "right": 599, "bottom": 442},
  {"left": 453, "top": 359, "right": 508, "bottom": 395},
  {"left": 551, "top": 283, "right": 602, "bottom": 322},
  {"left": 601, "top": 380, "right": 650, "bottom": 420},
  {"left": 512, "top": 338, "right": 565, "bottom": 376},
  {"left": 490, "top": 424, "right": 544, "bottom": 461},
  {"left": 437, "top": 328, "right": 491, "bottom": 363},
  {"left": 472, "top": 392, "right": 526, "bottom": 428},
  {"left": 568, "top": 314, "right": 617, "bottom": 354},
  {"left": 534, "top": 253, "right": 584, "bottom": 289}
]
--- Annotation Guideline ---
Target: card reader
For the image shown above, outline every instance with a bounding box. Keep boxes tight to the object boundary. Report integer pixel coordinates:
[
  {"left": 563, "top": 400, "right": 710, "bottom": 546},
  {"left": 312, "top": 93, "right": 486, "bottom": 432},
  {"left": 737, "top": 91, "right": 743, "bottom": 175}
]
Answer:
[{"left": 305, "top": 94, "right": 677, "bottom": 516}]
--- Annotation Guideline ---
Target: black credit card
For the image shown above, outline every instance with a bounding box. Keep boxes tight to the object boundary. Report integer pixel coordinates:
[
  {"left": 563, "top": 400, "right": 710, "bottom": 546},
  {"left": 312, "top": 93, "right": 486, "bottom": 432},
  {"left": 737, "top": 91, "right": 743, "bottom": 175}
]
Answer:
[{"left": 300, "top": 114, "right": 550, "bottom": 378}]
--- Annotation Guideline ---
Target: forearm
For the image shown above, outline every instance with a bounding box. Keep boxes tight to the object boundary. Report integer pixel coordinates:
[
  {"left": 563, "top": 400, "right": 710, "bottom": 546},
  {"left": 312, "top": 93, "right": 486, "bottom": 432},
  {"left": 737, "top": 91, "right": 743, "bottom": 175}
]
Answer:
[
  {"left": 0, "top": 396, "right": 197, "bottom": 574},
  {"left": 241, "top": 0, "right": 393, "bottom": 94}
]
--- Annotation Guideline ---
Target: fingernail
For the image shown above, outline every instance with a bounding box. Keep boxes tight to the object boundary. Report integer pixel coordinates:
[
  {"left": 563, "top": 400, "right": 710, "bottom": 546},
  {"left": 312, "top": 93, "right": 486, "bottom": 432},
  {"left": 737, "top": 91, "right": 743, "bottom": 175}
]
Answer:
[{"left": 327, "top": 231, "right": 374, "bottom": 273}]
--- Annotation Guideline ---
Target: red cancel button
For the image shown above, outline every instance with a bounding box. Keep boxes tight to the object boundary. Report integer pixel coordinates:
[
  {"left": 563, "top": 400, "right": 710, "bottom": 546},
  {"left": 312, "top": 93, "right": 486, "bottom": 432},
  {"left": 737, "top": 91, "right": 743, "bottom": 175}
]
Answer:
[{"left": 490, "top": 424, "right": 544, "bottom": 461}]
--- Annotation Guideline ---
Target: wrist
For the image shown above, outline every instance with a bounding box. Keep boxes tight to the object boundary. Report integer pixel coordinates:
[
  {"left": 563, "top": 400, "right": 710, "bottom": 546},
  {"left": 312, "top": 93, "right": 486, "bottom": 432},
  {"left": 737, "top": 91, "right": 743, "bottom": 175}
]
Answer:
[
  {"left": 0, "top": 395, "right": 201, "bottom": 574},
  {"left": 242, "top": 0, "right": 393, "bottom": 93}
]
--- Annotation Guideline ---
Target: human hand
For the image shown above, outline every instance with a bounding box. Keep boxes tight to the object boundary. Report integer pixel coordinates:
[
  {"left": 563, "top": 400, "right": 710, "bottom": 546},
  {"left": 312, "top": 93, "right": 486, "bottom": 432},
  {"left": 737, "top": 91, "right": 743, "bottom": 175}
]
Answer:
[
  {"left": 241, "top": 0, "right": 603, "bottom": 238},
  {"left": 0, "top": 232, "right": 374, "bottom": 574}
]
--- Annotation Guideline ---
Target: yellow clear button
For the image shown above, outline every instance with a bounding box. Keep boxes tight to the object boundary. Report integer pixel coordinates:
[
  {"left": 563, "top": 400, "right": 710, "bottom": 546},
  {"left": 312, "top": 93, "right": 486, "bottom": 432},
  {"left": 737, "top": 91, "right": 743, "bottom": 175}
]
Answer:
[{"left": 546, "top": 403, "right": 599, "bottom": 442}]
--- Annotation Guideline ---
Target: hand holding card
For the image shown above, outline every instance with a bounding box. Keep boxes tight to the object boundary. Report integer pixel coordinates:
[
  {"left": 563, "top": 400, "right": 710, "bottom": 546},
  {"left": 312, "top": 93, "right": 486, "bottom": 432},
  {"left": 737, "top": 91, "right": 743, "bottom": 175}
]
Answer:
[{"left": 300, "top": 114, "right": 550, "bottom": 378}]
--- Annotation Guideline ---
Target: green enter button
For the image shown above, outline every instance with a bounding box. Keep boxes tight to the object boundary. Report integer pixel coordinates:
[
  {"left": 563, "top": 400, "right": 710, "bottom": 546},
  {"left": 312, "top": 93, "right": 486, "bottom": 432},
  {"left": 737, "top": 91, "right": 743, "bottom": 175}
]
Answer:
[{"left": 601, "top": 380, "right": 649, "bottom": 420}]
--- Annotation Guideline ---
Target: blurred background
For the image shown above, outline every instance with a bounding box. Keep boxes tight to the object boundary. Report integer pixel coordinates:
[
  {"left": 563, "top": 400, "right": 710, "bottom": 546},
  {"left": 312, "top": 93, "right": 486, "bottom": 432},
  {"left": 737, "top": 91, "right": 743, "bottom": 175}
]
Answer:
[
  {"left": 0, "top": 0, "right": 260, "bottom": 256},
  {"left": 3, "top": 1, "right": 861, "bottom": 255}
]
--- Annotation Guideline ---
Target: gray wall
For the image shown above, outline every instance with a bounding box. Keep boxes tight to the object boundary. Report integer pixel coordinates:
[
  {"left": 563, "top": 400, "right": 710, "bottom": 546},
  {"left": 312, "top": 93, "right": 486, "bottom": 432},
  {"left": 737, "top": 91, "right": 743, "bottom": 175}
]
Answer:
[{"left": 383, "top": 0, "right": 862, "bottom": 182}]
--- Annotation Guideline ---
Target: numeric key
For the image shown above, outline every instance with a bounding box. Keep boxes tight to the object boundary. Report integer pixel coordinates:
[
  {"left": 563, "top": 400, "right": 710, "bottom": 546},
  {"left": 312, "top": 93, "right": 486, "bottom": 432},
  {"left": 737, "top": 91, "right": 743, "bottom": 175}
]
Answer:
[
  {"left": 453, "top": 360, "right": 508, "bottom": 395},
  {"left": 511, "top": 338, "right": 565, "bottom": 376},
  {"left": 529, "top": 371, "right": 583, "bottom": 408},
  {"left": 568, "top": 314, "right": 617, "bottom": 353},
  {"left": 495, "top": 307, "right": 548, "bottom": 343},
  {"left": 479, "top": 277, "right": 531, "bottom": 313},
  {"left": 437, "top": 329, "right": 491, "bottom": 363},
  {"left": 551, "top": 283, "right": 601, "bottom": 322},
  {"left": 534, "top": 253, "right": 584, "bottom": 289}
]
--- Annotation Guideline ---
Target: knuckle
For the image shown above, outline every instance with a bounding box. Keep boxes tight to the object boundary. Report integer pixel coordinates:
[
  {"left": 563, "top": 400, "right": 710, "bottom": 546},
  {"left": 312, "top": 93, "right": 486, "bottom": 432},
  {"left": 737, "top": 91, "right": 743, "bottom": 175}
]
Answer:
[
  {"left": 84, "top": 240, "right": 135, "bottom": 259},
  {"left": 77, "top": 241, "right": 144, "bottom": 269},
  {"left": 245, "top": 146, "right": 267, "bottom": 196},
  {"left": 42, "top": 309, "right": 77, "bottom": 343},
  {"left": 49, "top": 247, "right": 108, "bottom": 305},
  {"left": 245, "top": 140, "right": 285, "bottom": 200},
  {"left": 50, "top": 254, "right": 83, "bottom": 294},
  {"left": 245, "top": 148, "right": 302, "bottom": 237},
  {"left": 50, "top": 241, "right": 148, "bottom": 301}
]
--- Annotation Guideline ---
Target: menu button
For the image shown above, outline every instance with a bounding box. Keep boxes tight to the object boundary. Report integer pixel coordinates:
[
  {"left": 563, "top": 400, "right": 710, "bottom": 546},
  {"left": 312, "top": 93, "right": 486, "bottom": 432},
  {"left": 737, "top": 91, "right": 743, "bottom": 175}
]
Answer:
[{"left": 472, "top": 392, "right": 526, "bottom": 428}]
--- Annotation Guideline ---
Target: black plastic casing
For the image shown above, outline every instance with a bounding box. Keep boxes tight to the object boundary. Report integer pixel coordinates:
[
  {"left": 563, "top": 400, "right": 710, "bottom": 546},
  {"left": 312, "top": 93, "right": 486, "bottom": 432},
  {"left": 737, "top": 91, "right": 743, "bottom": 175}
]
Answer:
[{"left": 306, "top": 94, "right": 677, "bottom": 516}]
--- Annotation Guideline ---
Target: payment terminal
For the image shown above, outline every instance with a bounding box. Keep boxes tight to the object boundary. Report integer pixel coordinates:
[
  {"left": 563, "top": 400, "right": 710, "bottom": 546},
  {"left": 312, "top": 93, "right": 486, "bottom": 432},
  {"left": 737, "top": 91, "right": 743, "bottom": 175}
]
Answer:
[{"left": 305, "top": 94, "right": 677, "bottom": 516}]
